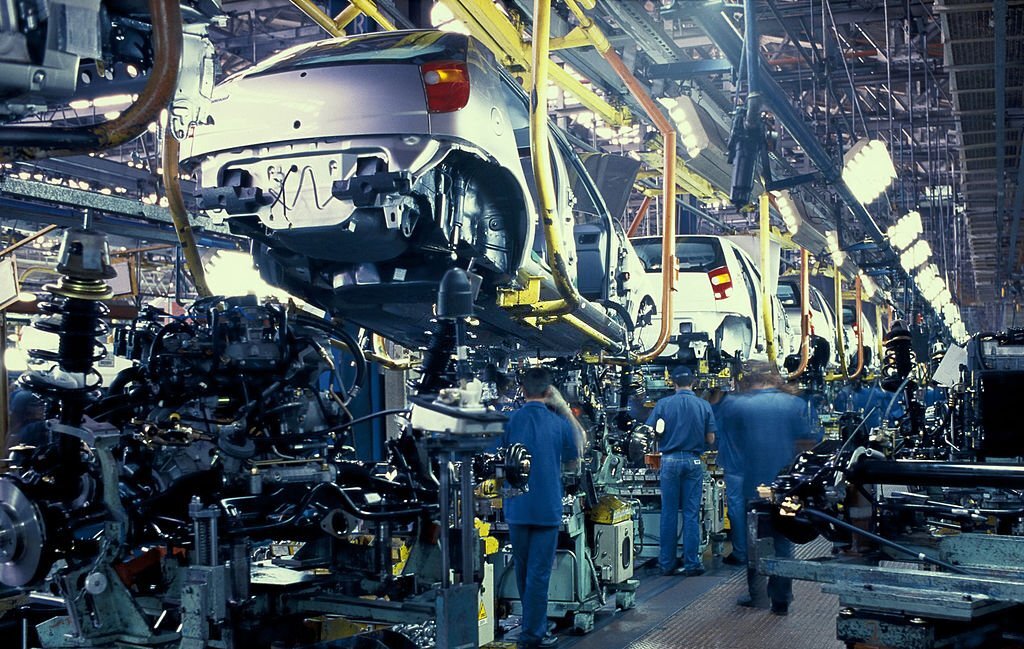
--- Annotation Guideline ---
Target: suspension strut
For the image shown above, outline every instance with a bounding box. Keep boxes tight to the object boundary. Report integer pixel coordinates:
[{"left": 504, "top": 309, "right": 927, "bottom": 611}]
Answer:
[
  {"left": 880, "top": 320, "right": 915, "bottom": 392},
  {"left": 19, "top": 228, "right": 115, "bottom": 481},
  {"left": 880, "top": 319, "right": 922, "bottom": 437},
  {"left": 412, "top": 319, "right": 457, "bottom": 395}
]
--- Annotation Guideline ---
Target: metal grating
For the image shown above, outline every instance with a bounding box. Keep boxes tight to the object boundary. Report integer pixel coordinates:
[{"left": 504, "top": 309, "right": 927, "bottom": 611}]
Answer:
[{"left": 626, "top": 540, "right": 842, "bottom": 649}]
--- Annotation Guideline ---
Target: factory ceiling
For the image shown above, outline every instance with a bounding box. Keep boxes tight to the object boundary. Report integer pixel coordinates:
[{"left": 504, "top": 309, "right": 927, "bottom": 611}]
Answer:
[
  {"left": 1, "top": 0, "right": 1019, "bottom": 331},
  {"left": 206, "top": 0, "right": 1023, "bottom": 329}
]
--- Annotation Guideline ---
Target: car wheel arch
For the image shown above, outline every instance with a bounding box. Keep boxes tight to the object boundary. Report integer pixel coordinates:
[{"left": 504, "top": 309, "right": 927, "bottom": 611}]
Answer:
[{"left": 436, "top": 150, "right": 530, "bottom": 275}]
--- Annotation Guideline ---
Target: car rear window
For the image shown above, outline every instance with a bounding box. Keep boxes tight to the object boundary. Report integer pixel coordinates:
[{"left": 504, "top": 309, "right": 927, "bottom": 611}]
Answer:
[
  {"left": 632, "top": 237, "right": 725, "bottom": 272},
  {"left": 777, "top": 281, "right": 799, "bottom": 308},
  {"left": 842, "top": 306, "right": 855, "bottom": 326},
  {"left": 250, "top": 31, "right": 468, "bottom": 76}
]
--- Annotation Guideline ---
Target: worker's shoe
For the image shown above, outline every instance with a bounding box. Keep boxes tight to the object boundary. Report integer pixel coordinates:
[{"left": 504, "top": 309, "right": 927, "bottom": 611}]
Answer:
[
  {"left": 771, "top": 602, "right": 790, "bottom": 616},
  {"left": 660, "top": 566, "right": 687, "bottom": 576},
  {"left": 681, "top": 567, "right": 705, "bottom": 577},
  {"left": 722, "top": 553, "right": 745, "bottom": 566},
  {"left": 538, "top": 632, "right": 559, "bottom": 647}
]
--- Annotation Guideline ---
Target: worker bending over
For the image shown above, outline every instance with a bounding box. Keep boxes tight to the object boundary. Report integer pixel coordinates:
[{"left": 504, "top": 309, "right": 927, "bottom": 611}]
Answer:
[{"left": 501, "top": 367, "right": 578, "bottom": 649}]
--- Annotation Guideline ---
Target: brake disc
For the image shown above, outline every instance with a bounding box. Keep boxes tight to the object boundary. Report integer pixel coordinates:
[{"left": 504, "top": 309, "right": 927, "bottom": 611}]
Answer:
[{"left": 0, "top": 478, "right": 47, "bottom": 587}]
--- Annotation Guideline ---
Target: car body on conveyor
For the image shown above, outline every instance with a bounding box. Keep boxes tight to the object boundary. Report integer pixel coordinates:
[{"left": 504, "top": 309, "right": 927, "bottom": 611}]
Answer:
[
  {"left": 841, "top": 302, "right": 879, "bottom": 373},
  {"left": 777, "top": 277, "right": 839, "bottom": 370},
  {"left": 631, "top": 234, "right": 792, "bottom": 367},
  {"left": 182, "top": 29, "right": 658, "bottom": 357}
]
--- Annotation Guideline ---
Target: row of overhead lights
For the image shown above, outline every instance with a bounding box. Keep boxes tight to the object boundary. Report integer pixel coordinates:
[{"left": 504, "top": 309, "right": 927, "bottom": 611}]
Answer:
[
  {"left": 659, "top": 96, "right": 709, "bottom": 159},
  {"left": 888, "top": 210, "right": 967, "bottom": 343},
  {"left": 5, "top": 166, "right": 169, "bottom": 206},
  {"left": 842, "top": 138, "right": 898, "bottom": 205},
  {"left": 771, "top": 140, "right": 968, "bottom": 343}
]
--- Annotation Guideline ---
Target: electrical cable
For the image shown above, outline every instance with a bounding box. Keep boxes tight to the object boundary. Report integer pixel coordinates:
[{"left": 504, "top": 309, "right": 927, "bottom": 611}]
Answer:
[
  {"left": 882, "top": 374, "right": 913, "bottom": 423},
  {"left": 824, "top": 2, "right": 866, "bottom": 139},
  {"left": 801, "top": 507, "right": 969, "bottom": 574},
  {"left": 334, "top": 408, "right": 410, "bottom": 431},
  {"left": 293, "top": 313, "right": 366, "bottom": 402}
]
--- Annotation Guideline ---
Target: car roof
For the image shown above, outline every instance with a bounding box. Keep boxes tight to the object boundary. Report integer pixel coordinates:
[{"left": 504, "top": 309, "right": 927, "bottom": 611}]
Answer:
[{"left": 225, "top": 30, "right": 474, "bottom": 83}]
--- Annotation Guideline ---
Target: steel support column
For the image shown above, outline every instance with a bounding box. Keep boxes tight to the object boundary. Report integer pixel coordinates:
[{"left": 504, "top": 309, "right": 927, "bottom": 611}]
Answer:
[
  {"left": 995, "top": 0, "right": 1007, "bottom": 284},
  {"left": 1006, "top": 129, "right": 1024, "bottom": 277}
]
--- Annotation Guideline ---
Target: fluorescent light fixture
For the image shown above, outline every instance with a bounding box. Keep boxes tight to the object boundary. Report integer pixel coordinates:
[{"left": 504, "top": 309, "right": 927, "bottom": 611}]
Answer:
[
  {"left": 899, "top": 239, "right": 931, "bottom": 272},
  {"left": 772, "top": 189, "right": 802, "bottom": 234},
  {"left": 887, "top": 210, "right": 923, "bottom": 251},
  {"left": 658, "top": 96, "right": 709, "bottom": 158},
  {"left": 860, "top": 274, "right": 878, "bottom": 300},
  {"left": 826, "top": 230, "right": 846, "bottom": 266},
  {"left": 92, "top": 93, "right": 135, "bottom": 108},
  {"left": 952, "top": 321, "right": 968, "bottom": 343},
  {"left": 918, "top": 267, "right": 944, "bottom": 303},
  {"left": 922, "top": 282, "right": 943, "bottom": 304},
  {"left": 917, "top": 263, "right": 939, "bottom": 287},
  {"left": 4, "top": 347, "right": 28, "bottom": 373},
  {"left": 941, "top": 302, "right": 959, "bottom": 322},
  {"left": 68, "top": 99, "right": 91, "bottom": 110},
  {"left": 842, "top": 138, "right": 897, "bottom": 204}
]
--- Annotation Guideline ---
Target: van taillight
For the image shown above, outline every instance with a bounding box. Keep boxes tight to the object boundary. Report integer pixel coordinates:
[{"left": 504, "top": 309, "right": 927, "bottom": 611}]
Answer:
[
  {"left": 708, "top": 266, "right": 732, "bottom": 300},
  {"left": 421, "top": 61, "right": 470, "bottom": 113}
]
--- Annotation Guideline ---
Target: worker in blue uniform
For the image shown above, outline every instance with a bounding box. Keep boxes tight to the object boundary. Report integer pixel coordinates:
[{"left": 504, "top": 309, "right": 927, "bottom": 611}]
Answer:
[
  {"left": 712, "top": 389, "right": 745, "bottom": 566},
  {"left": 501, "top": 367, "right": 578, "bottom": 649},
  {"left": 5, "top": 387, "right": 47, "bottom": 459},
  {"left": 722, "top": 362, "right": 819, "bottom": 615},
  {"left": 647, "top": 366, "right": 716, "bottom": 576},
  {"left": 833, "top": 378, "right": 905, "bottom": 430}
]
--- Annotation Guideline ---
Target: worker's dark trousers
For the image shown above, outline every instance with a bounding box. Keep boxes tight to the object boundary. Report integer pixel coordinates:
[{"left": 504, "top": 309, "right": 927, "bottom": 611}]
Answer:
[
  {"left": 746, "top": 532, "right": 794, "bottom": 606},
  {"left": 509, "top": 524, "right": 559, "bottom": 645},
  {"left": 724, "top": 472, "right": 746, "bottom": 562}
]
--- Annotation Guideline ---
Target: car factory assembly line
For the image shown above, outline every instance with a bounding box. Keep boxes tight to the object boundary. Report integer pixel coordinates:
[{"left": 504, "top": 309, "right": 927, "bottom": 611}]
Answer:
[{"left": 0, "top": 1, "right": 1018, "bottom": 648}]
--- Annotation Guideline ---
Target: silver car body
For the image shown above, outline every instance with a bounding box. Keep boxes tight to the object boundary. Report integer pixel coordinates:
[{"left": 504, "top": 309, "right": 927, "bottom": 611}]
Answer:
[{"left": 182, "top": 30, "right": 655, "bottom": 355}]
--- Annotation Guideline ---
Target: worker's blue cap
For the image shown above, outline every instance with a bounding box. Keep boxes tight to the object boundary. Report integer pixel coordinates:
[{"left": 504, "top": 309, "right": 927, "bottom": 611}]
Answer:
[{"left": 671, "top": 366, "right": 694, "bottom": 384}]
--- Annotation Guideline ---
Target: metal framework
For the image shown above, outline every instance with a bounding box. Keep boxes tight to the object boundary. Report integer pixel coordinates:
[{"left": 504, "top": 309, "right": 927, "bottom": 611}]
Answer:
[{"left": 0, "top": 0, "right": 1018, "bottom": 331}]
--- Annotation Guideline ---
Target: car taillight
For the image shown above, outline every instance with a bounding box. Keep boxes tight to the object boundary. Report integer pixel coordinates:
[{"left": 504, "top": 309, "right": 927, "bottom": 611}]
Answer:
[
  {"left": 708, "top": 266, "right": 732, "bottom": 300},
  {"left": 421, "top": 61, "right": 470, "bottom": 113}
]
